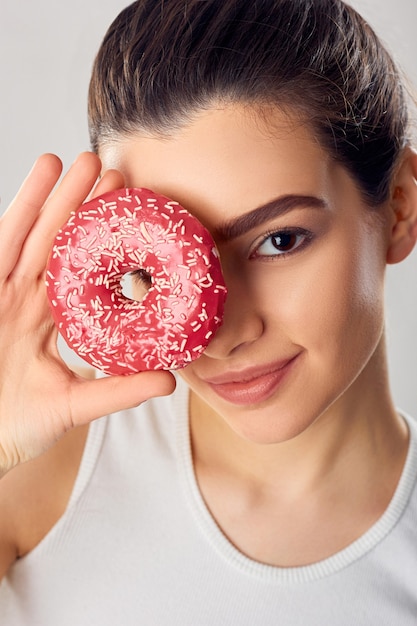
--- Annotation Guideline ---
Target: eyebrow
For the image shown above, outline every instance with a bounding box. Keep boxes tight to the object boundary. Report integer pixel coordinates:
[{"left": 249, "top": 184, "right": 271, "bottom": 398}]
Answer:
[{"left": 213, "top": 195, "right": 327, "bottom": 242}]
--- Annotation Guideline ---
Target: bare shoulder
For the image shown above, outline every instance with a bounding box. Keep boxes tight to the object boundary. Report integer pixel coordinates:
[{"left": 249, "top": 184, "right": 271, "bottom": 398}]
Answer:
[
  {"left": 0, "top": 423, "right": 90, "bottom": 578},
  {"left": 0, "top": 365, "right": 94, "bottom": 579}
]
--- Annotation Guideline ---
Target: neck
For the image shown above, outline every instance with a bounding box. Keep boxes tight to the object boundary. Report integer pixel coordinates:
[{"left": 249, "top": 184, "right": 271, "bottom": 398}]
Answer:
[{"left": 188, "top": 338, "right": 409, "bottom": 566}]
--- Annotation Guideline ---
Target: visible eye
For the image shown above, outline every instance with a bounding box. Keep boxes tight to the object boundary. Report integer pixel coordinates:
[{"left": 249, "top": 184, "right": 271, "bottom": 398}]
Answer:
[{"left": 251, "top": 228, "right": 312, "bottom": 259}]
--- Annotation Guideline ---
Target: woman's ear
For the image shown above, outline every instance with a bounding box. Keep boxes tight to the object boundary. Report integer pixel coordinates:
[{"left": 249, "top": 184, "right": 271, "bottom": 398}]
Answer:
[{"left": 386, "top": 148, "right": 417, "bottom": 265}]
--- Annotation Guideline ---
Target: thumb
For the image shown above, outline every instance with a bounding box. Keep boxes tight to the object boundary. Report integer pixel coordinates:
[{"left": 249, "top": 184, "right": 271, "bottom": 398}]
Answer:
[{"left": 70, "top": 370, "right": 177, "bottom": 427}]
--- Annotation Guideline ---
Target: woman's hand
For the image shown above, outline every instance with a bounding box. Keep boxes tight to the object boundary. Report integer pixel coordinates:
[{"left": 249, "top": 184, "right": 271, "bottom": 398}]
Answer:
[{"left": 0, "top": 152, "right": 175, "bottom": 477}]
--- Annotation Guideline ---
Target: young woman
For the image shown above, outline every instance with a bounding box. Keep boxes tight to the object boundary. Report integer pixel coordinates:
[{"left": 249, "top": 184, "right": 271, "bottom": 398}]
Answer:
[{"left": 1, "top": 1, "right": 417, "bottom": 623}]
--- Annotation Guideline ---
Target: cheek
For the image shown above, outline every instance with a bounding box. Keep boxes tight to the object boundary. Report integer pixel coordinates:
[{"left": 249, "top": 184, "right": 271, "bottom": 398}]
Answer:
[{"left": 253, "top": 234, "right": 385, "bottom": 356}]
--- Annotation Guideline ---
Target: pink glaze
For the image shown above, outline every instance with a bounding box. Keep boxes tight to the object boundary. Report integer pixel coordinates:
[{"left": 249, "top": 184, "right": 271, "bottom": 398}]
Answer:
[{"left": 45, "top": 188, "right": 227, "bottom": 375}]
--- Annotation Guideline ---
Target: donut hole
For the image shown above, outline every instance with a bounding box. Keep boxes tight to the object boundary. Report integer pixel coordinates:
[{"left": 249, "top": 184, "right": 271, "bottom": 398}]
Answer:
[{"left": 122, "top": 269, "right": 153, "bottom": 302}]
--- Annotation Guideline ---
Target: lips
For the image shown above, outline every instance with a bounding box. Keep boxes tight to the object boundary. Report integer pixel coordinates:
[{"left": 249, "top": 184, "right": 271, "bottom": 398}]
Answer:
[{"left": 202, "top": 355, "right": 299, "bottom": 406}]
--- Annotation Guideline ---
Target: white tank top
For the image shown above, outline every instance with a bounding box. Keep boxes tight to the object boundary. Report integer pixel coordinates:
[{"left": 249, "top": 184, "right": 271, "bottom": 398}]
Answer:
[{"left": 1, "top": 377, "right": 417, "bottom": 625}]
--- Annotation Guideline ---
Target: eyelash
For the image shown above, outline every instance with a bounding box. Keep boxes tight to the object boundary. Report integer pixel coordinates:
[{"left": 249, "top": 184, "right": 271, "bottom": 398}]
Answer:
[
  {"left": 130, "top": 268, "right": 153, "bottom": 286},
  {"left": 250, "top": 227, "right": 313, "bottom": 259}
]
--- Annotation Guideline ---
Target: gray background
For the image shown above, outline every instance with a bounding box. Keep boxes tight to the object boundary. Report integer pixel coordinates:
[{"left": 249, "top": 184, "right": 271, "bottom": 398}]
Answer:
[{"left": 1, "top": 1, "right": 417, "bottom": 414}]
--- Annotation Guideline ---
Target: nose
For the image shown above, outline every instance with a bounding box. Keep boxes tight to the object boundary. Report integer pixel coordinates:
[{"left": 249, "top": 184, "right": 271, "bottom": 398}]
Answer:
[{"left": 203, "top": 268, "right": 264, "bottom": 360}]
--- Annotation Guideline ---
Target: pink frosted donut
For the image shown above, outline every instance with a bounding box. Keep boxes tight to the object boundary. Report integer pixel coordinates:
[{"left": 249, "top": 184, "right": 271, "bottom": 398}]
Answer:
[{"left": 46, "top": 188, "right": 227, "bottom": 375}]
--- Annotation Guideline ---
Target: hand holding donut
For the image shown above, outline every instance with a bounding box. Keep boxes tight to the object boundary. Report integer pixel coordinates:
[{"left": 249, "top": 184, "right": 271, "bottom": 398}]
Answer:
[{"left": 0, "top": 153, "right": 176, "bottom": 478}]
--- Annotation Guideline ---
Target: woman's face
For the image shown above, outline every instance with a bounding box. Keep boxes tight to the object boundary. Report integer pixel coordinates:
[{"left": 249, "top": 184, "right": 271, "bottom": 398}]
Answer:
[{"left": 100, "top": 105, "right": 391, "bottom": 444}]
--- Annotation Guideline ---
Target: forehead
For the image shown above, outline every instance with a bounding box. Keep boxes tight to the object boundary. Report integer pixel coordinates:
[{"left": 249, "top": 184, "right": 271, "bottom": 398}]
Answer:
[{"left": 99, "top": 104, "right": 336, "bottom": 226}]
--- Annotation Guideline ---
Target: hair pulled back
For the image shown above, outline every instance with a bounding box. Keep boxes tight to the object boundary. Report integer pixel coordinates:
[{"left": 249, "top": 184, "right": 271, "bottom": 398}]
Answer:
[{"left": 88, "top": 0, "right": 411, "bottom": 205}]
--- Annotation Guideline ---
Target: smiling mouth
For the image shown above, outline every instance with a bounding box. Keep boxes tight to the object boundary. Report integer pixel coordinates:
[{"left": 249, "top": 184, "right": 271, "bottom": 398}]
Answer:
[{"left": 203, "top": 356, "right": 299, "bottom": 406}]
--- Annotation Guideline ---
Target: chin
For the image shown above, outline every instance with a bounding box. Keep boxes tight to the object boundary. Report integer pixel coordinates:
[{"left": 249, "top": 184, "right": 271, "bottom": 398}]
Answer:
[{"left": 217, "top": 402, "right": 319, "bottom": 446}]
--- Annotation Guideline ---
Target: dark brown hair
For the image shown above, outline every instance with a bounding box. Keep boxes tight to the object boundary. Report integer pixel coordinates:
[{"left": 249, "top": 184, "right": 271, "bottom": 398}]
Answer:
[{"left": 88, "top": 0, "right": 411, "bottom": 205}]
